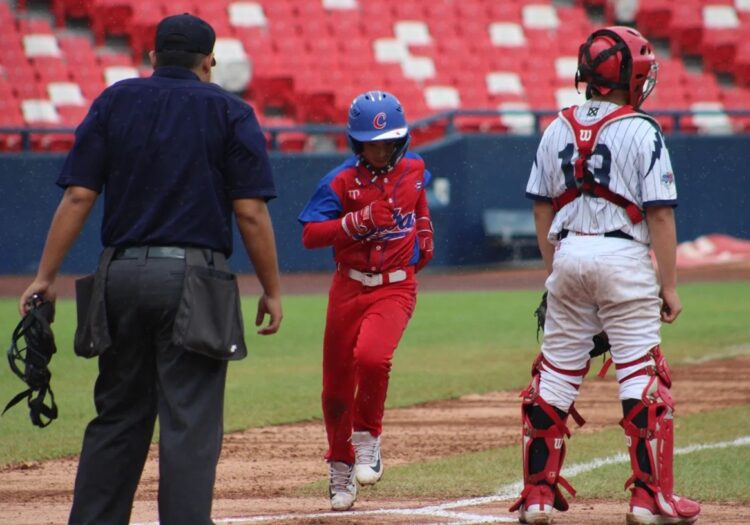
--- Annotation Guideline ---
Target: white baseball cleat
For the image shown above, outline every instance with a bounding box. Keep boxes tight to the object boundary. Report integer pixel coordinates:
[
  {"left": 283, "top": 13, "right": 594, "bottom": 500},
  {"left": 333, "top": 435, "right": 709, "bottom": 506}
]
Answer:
[
  {"left": 328, "top": 461, "right": 357, "bottom": 511},
  {"left": 518, "top": 484, "right": 555, "bottom": 524},
  {"left": 352, "top": 431, "right": 383, "bottom": 486},
  {"left": 626, "top": 487, "right": 700, "bottom": 525}
]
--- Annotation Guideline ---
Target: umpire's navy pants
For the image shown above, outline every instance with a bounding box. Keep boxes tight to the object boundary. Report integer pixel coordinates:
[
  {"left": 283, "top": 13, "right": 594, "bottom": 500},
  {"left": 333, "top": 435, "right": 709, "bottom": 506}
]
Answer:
[{"left": 69, "top": 254, "right": 227, "bottom": 525}]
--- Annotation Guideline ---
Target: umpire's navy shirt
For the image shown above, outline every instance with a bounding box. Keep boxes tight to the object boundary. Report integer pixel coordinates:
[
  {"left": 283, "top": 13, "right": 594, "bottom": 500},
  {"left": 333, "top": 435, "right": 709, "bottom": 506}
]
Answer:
[{"left": 56, "top": 66, "right": 276, "bottom": 256}]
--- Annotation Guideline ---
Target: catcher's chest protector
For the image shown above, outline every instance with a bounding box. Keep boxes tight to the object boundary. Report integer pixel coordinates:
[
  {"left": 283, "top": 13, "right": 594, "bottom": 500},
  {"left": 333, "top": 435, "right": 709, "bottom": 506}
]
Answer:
[{"left": 554, "top": 105, "right": 658, "bottom": 225}]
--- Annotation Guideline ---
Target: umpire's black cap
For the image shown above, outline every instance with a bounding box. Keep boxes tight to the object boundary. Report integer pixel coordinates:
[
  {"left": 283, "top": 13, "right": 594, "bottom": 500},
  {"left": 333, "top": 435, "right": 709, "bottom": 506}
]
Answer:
[{"left": 155, "top": 13, "right": 216, "bottom": 60}]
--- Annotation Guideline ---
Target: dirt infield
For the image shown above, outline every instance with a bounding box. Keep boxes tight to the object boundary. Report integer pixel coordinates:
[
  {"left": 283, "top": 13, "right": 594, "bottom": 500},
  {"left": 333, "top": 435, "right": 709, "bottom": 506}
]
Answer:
[{"left": 1, "top": 264, "right": 749, "bottom": 524}]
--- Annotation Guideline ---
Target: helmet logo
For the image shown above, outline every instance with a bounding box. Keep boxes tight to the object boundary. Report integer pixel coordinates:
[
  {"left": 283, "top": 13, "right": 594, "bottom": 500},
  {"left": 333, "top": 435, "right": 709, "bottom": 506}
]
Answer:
[
  {"left": 579, "top": 129, "right": 592, "bottom": 142},
  {"left": 373, "top": 112, "right": 387, "bottom": 129}
]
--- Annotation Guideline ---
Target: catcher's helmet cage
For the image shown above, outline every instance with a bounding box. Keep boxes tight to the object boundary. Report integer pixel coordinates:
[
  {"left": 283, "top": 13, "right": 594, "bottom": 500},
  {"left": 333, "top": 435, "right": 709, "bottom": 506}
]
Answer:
[
  {"left": 3, "top": 294, "right": 58, "bottom": 428},
  {"left": 347, "top": 90, "right": 410, "bottom": 173},
  {"left": 575, "top": 26, "right": 658, "bottom": 109}
]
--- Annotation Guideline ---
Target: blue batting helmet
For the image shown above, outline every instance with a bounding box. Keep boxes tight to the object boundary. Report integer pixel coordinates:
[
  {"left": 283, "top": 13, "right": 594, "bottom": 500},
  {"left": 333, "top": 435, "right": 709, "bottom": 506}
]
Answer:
[{"left": 347, "top": 91, "right": 410, "bottom": 171}]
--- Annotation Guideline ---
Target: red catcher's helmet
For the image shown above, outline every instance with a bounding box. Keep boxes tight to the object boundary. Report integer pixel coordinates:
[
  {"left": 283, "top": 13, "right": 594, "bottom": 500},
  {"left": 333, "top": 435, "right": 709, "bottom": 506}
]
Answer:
[{"left": 575, "top": 26, "right": 658, "bottom": 109}]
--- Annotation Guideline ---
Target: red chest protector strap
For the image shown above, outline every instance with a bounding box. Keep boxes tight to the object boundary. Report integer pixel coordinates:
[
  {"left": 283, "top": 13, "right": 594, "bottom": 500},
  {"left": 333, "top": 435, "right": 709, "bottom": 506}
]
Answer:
[{"left": 553, "top": 106, "right": 647, "bottom": 225}]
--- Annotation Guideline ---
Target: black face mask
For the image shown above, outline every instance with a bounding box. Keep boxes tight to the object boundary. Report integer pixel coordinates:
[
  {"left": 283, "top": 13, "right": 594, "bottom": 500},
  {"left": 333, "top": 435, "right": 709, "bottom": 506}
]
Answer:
[{"left": 3, "top": 294, "right": 58, "bottom": 428}]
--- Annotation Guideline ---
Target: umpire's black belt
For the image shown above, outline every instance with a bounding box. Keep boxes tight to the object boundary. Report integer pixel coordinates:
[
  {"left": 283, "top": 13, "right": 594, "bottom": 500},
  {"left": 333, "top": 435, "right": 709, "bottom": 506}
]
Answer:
[
  {"left": 113, "top": 246, "right": 186, "bottom": 260},
  {"left": 558, "top": 229, "right": 633, "bottom": 241}
]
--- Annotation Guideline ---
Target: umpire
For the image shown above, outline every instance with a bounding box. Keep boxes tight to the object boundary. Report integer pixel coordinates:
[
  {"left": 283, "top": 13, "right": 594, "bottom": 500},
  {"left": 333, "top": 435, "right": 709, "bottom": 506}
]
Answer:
[{"left": 19, "top": 13, "right": 283, "bottom": 525}]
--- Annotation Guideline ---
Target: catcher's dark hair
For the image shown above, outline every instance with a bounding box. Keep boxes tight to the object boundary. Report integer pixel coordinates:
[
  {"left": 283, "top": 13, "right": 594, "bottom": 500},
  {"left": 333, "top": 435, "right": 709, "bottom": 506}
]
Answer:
[{"left": 154, "top": 50, "right": 205, "bottom": 70}]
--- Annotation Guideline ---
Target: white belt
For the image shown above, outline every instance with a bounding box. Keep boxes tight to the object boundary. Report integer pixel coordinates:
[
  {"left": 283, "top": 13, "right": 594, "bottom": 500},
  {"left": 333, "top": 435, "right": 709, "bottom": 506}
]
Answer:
[{"left": 348, "top": 268, "right": 407, "bottom": 287}]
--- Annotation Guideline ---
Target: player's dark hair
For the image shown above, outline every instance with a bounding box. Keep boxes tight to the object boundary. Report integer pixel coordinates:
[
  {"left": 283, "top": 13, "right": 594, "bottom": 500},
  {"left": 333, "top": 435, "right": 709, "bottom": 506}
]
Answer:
[{"left": 154, "top": 50, "right": 205, "bottom": 70}]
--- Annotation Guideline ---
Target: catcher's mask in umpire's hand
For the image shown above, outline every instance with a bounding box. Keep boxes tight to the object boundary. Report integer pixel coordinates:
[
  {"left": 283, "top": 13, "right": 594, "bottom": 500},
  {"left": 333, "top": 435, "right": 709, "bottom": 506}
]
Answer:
[{"left": 3, "top": 293, "right": 58, "bottom": 428}]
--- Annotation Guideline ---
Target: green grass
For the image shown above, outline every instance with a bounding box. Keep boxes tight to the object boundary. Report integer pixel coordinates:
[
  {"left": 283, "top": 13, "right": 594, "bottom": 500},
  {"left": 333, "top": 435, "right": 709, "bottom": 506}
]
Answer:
[{"left": 0, "top": 280, "right": 748, "bottom": 472}]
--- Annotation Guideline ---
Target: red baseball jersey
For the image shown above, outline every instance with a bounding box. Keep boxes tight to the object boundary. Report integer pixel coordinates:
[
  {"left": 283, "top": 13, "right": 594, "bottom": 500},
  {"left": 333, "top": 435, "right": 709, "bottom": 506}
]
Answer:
[{"left": 298, "top": 152, "right": 432, "bottom": 273}]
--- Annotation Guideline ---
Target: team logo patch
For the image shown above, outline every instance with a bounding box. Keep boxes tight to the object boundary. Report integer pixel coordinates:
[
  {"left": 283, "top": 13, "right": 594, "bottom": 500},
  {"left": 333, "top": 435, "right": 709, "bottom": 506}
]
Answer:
[
  {"left": 587, "top": 107, "right": 599, "bottom": 117},
  {"left": 373, "top": 112, "right": 387, "bottom": 129},
  {"left": 661, "top": 172, "right": 674, "bottom": 185}
]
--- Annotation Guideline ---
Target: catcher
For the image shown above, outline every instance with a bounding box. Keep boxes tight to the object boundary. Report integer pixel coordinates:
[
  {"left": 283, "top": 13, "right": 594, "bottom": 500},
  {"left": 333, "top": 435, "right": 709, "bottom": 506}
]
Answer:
[{"left": 510, "top": 26, "right": 700, "bottom": 525}]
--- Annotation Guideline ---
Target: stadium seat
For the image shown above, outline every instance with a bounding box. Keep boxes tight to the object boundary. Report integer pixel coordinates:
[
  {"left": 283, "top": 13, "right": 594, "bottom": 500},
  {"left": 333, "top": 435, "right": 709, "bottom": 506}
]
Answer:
[
  {"left": 424, "top": 85, "right": 460, "bottom": 110},
  {"left": 47, "top": 81, "right": 86, "bottom": 106},
  {"left": 103, "top": 65, "right": 139, "bottom": 86},
  {"left": 23, "top": 34, "right": 62, "bottom": 58},
  {"left": 51, "top": 0, "right": 96, "bottom": 27},
  {"left": 212, "top": 37, "right": 252, "bottom": 93},
  {"left": 489, "top": 22, "right": 526, "bottom": 47},
  {"left": 228, "top": 2, "right": 267, "bottom": 28},
  {"left": 393, "top": 20, "right": 432, "bottom": 46},
  {"left": 498, "top": 102, "right": 536, "bottom": 135},
  {"left": 701, "top": 29, "right": 740, "bottom": 74},
  {"left": 522, "top": 5, "right": 559, "bottom": 30},
  {"left": 486, "top": 72, "right": 523, "bottom": 96},
  {"left": 669, "top": 5, "right": 704, "bottom": 56},
  {"left": 90, "top": 0, "right": 134, "bottom": 46},
  {"left": 686, "top": 102, "right": 733, "bottom": 134},
  {"left": 634, "top": 0, "right": 674, "bottom": 39}
]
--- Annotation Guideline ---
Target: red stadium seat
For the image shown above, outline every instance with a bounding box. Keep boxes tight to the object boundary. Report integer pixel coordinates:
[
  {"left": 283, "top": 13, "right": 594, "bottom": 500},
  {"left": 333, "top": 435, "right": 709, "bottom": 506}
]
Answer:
[
  {"left": 701, "top": 29, "right": 741, "bottom": 75},
  {"left": 669, "top": 5, "right": 703, "bottom": 56},
  {"left": 51, "top": 0, "right": 96, "bottom": 27},
  {"left": 90, "top": 0, "right": 134, "bottom": 46},
  {"left": 635, "top": 0, "right": 674, "bottom": 39}
]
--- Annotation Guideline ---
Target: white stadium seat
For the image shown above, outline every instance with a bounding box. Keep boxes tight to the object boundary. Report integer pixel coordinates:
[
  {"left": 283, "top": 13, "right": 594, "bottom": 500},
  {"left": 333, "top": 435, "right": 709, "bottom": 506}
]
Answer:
[
  {"left": 424, "top": 86, "right": 460, "bottom": 110},
  {"left": 23, "top": 34, "right": 62, "bottom": 58},
  {"left": 486, "top": 72, "right": 523, "bottom": 95},
  {"left": 394, "top": 20, "right": 432, "bottom": 46},
  {"left": 104, "top": 66, "right": 139, "bottom": 86},
  {"left": 489, "top": 22, "right": 526, "bottom": 47},
  {"left": 691, "top": 102, "right": 733, "bottom": 134},
  {"left": 323, "top": 0, "right": 358, "bottom": 9},
  {"left": 373, "top": 38, "right": 410, "bottom": 63},
  {"left": 555, "top": 56, "right": 579, "bottom": 80},
  {"left": 401, "top": 56, "right": 435, "bottom": 82},
  {"left": 499, "top": 102, "right": 536, "bottom": 135},
  {"left": 228, "top": 2, "right": 267, "bottom": 28},
  {"left": 555, "top": 87, "right": 586, "bottom": 109},
  {"left": 212, "top": 38, "right": 252, "bottom": 93},
  {"left": 21, "top": 99, "right": 60, "bottom": 124},
  {"left": 47, "top": 82, "right": 86, "bottom": 106},
  {"left": 522, "top": 5, "right": 559, "bottom": 30},
  {"left": 703, "top": 5, "right": 739, "bottom": 28}
]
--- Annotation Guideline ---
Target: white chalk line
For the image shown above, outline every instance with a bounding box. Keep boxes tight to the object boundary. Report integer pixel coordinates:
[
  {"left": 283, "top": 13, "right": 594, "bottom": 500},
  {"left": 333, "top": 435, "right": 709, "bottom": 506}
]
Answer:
[{"left": 133, "top": 436, "right": 750, "bottom": 525}]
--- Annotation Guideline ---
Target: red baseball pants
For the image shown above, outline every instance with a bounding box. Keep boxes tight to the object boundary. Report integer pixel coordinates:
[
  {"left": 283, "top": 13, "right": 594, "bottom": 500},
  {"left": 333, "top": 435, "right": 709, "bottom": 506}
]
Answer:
[{"left": 322, "top": 269, "right": 416, "bottom": 464}]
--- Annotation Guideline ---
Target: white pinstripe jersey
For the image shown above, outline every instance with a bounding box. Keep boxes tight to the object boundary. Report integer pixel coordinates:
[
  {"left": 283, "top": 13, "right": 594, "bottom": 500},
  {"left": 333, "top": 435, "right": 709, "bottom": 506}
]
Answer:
[{"left": 525, "top": 100, "right": 676, "bottom": 245}]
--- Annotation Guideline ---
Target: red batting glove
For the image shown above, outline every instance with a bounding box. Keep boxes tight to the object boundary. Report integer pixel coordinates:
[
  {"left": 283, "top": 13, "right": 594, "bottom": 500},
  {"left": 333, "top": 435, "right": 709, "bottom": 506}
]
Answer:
[
  {"left": 341, "top": 200, "right": 395, "bottom": 239},
  {"left": 414, "top": 217, "right": 434, "bottom": 272}
]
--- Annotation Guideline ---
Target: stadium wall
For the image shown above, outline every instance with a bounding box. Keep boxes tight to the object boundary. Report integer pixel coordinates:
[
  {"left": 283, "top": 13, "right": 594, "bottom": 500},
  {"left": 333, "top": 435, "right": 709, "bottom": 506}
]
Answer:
[{"left": 0, "top": 135, "right": 748, "bottom": 274}]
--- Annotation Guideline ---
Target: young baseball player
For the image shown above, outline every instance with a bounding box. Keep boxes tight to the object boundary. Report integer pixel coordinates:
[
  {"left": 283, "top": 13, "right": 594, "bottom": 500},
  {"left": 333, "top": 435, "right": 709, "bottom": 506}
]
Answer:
[
  {"left": 298, "top": 90, "right": 433, "bottom": 511},
  {"left": 510, "top": 27, "right": 701, "bottom": 525}
]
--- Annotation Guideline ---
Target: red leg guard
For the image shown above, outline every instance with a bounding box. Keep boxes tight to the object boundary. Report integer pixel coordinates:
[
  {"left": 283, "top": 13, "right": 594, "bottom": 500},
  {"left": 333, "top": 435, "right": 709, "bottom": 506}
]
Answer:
[
  {"left": 620, "top": 347, "right": 701, "bottom": 521},
  {"left": 509, "top": 355, "right": 586, "bottom": 514}
]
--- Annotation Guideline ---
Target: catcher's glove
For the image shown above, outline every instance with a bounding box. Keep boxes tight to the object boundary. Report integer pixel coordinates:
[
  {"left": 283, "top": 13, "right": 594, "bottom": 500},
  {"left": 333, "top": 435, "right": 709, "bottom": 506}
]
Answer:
[
  {"left": 533, "top": 291, "right": 611, "bottom": 360},
  {"left": 590, "top": 331, "right": 611, "bottom": 358},
  {"left": 3, "top": 293, "right": 58, "bottom": 428},
  {"left": 534, "top": 292, "right": 547, "bottom": 342}
]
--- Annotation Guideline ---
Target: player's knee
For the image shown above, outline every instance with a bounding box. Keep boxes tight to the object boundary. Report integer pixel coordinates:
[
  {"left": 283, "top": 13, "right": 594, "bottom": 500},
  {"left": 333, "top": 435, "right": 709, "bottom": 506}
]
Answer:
[
  {"left": 538, "top": 370, "right": 579, "bottom": 412},
  {"left": 618, "top": 374, "right": 650, "bottom": 400},
  {"left": 353, "top": 348, "right": 392, "bottom": 374}
]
